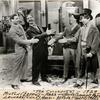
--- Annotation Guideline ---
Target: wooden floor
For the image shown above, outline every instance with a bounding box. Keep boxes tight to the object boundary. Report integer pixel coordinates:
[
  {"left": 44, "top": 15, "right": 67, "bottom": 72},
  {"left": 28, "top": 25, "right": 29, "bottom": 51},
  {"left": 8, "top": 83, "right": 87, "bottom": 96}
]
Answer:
[{"left": 0, "top": 52, "right": 100, "bottom": 89}]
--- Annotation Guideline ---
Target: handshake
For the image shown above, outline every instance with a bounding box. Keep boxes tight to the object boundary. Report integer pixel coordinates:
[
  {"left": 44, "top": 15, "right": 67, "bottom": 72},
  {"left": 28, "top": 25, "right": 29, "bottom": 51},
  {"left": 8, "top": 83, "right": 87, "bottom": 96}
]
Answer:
[
  {"left": 48, "top": 37, "right": 71, "bottom": 46},
  {"left": 58, "top": 37, "right": 69, "bottom": 44},
  {"left": 46, "top": 29, "right": 56, "bottom": 36},
  {"left": 29, "top": 38, "right": 39, "bottom": 44}
]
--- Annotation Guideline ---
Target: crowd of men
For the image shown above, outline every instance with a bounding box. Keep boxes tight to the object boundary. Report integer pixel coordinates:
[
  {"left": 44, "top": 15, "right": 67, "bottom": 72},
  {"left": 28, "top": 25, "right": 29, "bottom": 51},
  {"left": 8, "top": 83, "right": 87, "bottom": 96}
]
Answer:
[
  {"left": 3, "top": 7, "right": 100, "bottom": 89},
  {"left": 48, "top": 8, "right": 100, "bottom": 88}
]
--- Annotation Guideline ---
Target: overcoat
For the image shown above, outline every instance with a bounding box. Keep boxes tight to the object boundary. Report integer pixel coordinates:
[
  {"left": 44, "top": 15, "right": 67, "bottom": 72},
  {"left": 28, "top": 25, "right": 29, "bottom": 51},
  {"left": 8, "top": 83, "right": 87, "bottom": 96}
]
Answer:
[
  {"left": 7, "top": 24, "right": 28, "bottom": 85},
  {"left": 75, "top": 23, "right": 99, "bottom": 75}
]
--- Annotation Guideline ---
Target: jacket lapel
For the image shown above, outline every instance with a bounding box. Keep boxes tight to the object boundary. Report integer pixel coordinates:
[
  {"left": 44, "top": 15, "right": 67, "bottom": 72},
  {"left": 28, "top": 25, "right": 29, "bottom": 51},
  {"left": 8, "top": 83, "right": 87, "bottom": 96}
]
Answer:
[
  {"left": 37, "top": 26, "right": 43, "bottom": 33},
  {"left": 86, "top": 25, "right": 93, "bottom": 42},
  {"left": 31, "top": 26, "right": 42, "bottom": 34},
  {"left": 71, "top": 25, "right": 80, "bottom": 36}
]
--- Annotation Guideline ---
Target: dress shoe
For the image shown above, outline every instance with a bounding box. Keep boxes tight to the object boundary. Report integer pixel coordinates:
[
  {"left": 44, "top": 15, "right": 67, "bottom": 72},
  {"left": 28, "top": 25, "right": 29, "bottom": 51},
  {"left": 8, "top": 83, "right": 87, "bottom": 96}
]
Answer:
[
  {"left": 91, "top": 79, "right": 98, "bottom": 84},
  {"left": 20, "top": 79, "right": 32, "bottom": 82},
  {"left": 61, "top": 78, "right": 68, "bottom": 84},
  {"left": 11, "top": 85, "right": 19, "bottom": 89},
  {"left": 74, "top": 83, "right": 80, "bottom": 87},
  {"left": 42, "top": 78, "right": 51, "bottom": 83},
  {"left": 32, "top": 81, "right": 41, "bottom": 86},
  {"left": 73, "top": 82, "right": 84, "bottom": 88}
]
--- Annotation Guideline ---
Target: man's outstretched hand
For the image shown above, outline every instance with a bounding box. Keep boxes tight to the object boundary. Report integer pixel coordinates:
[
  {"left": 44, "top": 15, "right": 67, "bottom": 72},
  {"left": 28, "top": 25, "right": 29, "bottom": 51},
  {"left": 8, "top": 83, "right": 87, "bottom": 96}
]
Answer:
[
  {"left": 46, "top": 29, "right": 56, "bottom": 35},
  {"left": 30, "top": 38, "right": 39, "bottom": 44},
  {"left": 58, "top": 37, "right": 68, "bottom": 44}
]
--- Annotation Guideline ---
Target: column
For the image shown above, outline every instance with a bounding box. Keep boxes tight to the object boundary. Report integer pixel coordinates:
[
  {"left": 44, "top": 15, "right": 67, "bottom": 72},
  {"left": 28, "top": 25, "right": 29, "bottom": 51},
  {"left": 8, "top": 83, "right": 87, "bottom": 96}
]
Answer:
[
  {"left": 83, "top": 0, "right": 89, "bottom": 8},
  {"left": 41, "top": 0, "right": 48, "bottom": 29},
  {"left": 9, "top": 0, "right": 19, "bottom": 15}
]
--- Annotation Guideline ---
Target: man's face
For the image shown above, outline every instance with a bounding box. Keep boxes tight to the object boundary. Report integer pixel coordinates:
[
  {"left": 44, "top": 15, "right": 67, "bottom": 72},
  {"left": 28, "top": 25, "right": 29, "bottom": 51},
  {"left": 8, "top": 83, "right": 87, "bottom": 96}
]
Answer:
[
  {"left": 27, "top": 15, "right": 36, "bottom": 26},
  {"left": 80, "top": 16, "right": 89, "bottom": 25},
  {"left": 12, "top": 15, "right": 20, "bottom": 24},
  {"left": 69, "top": 15, "right": 76, "bottom": 25}
]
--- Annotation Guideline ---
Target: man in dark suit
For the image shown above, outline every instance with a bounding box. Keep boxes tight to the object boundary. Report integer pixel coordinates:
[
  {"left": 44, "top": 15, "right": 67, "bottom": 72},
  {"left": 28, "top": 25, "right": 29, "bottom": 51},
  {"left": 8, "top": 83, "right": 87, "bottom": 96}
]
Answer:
[{"left": 26, "top": 14, "right": 55, "bottom": 86}]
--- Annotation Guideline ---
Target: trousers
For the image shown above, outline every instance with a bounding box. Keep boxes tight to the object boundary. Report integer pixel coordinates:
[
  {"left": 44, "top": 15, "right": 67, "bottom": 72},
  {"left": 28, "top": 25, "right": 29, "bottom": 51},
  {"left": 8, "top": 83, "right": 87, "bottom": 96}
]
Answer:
[{"left": 63, "top": 48, "right": 76, "bottom": 78}]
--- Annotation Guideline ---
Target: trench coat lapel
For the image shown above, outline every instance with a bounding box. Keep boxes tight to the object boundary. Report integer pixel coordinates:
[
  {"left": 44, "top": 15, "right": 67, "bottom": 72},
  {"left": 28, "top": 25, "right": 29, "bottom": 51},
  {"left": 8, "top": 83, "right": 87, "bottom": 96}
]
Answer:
[{"left": 13, "top": 24, "right": 27, "bottom": 39}]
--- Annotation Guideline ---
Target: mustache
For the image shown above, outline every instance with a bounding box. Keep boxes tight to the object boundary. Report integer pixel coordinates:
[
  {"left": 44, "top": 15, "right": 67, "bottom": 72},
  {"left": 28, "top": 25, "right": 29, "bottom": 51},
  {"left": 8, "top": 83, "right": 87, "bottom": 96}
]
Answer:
[{"left": 28, "top": 19, "right": 34, "bottom": 22}]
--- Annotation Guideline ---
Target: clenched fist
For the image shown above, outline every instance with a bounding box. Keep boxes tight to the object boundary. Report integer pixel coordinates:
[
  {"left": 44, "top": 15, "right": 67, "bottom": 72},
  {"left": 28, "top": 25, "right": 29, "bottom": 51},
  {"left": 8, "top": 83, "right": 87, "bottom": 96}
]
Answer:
[
  {"left": 86, "top": 53, "right": 93, "bottom": 58},
  {"left": 30, "top": 38, "right": 39, "bottom": 44}
]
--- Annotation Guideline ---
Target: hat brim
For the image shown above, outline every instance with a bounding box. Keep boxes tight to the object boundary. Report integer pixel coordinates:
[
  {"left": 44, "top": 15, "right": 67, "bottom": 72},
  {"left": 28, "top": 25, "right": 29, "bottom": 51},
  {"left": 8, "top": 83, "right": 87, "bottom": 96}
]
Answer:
[
  {"left": 69, "top": 13, "right": 80, "bottom": 19},
  {"left": 79, "top": 13, "right": 93, "bottom": 20},
  {"left": 79, "top": 13, "right": 86, "bottom": 16},
  {"left": 73, "top": 14, "right": 80, "bottom": 20}
]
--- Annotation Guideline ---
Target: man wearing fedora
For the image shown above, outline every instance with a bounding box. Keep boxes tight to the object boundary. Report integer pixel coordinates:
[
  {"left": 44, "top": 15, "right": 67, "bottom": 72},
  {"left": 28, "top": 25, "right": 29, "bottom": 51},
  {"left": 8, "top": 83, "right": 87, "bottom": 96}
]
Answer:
[
  {"left": 48, "top": 13, "right": 80, "bottom": 83},
  {"left": 65, "top": 8, "right": 99, "bottom": 87}
]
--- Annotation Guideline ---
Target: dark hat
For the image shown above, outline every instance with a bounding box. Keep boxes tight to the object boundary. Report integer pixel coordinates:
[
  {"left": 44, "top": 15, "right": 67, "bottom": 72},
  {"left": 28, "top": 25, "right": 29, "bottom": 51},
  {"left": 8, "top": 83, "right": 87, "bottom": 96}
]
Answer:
[
  {"left": 95, "top": 13, "right": 100, "bottom": 18},
  {"left": 72, "top": 13, "right": 80, "bottom": 20},
  {"left": 69, "top": 13, "right": 80, "bottom": 19},
  {"left": 23, "top": 9, "right": 32, "bottom": 15},
  {"left": 82, "top": 8, "right": 92, "bottom": 15},
  {"left": 80, "top": 8, "right": 93, "bottom": 20},
  {"left": 69, "top": 13, "right": 80, "bottom": 23}
]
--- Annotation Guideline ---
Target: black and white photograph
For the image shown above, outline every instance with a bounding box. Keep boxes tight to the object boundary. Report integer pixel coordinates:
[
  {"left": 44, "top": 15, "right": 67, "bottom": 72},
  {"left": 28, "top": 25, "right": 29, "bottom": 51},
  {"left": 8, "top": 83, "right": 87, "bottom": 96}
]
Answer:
[{"left": 0, "top": 0, "right": 100, "bottom": 99}]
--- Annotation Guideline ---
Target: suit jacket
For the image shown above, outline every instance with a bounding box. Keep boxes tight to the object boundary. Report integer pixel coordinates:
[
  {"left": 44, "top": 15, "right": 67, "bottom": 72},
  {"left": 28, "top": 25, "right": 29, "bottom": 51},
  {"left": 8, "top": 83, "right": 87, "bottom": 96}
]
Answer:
[
  {"left": 8, "top": 24, "right": 27, "bottom": 54},
  {"left": 7, "top": 24, "right": 28, "bottom": 85},
  {"left": 54, "top": 24, "right": 80, "bottom": 49},
  {"left": 26, "top": 25, "right": 48, "bottom": 58}
]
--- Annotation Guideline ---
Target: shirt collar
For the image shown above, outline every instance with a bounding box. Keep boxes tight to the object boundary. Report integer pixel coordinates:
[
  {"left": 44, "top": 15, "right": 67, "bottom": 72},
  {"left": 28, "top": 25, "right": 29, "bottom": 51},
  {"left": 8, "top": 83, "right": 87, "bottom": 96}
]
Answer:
[{"left": 84, "top": 20, "right": 92, "bottom": 27}]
